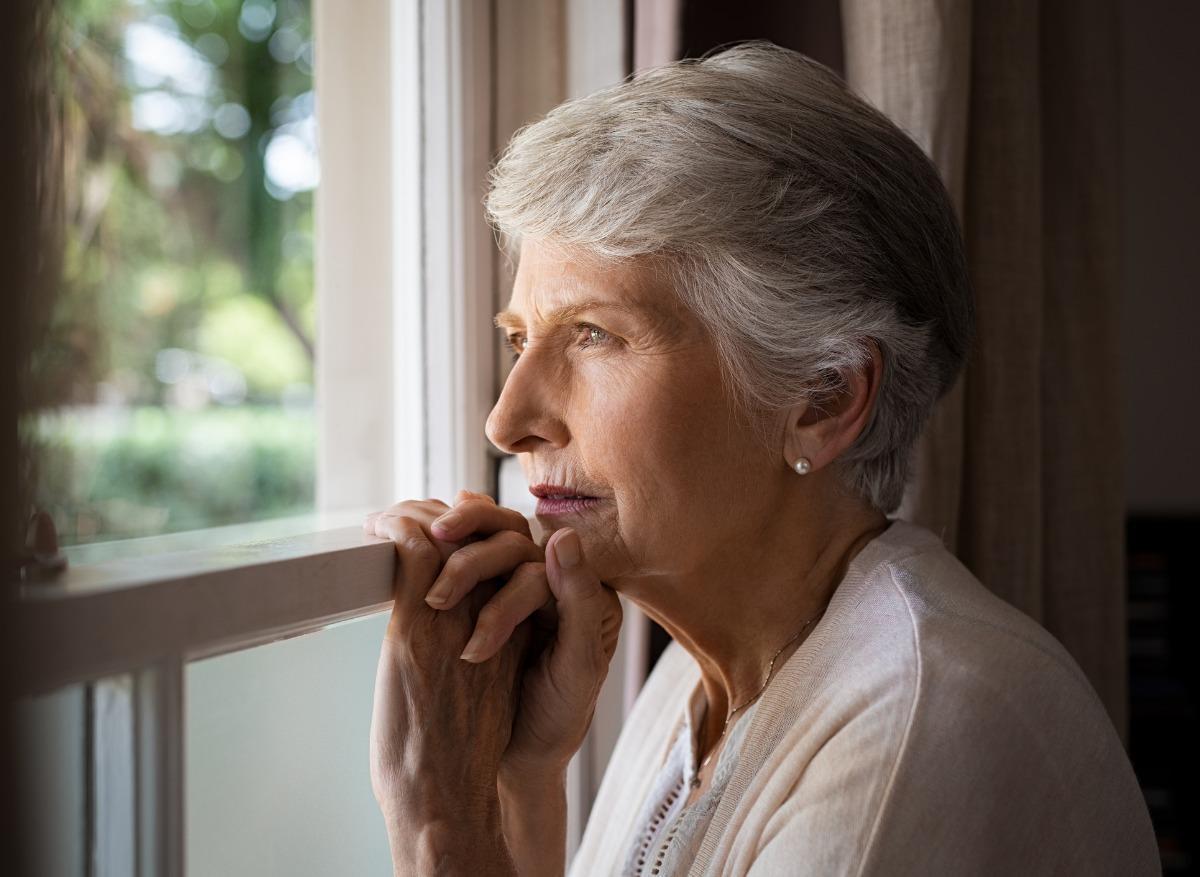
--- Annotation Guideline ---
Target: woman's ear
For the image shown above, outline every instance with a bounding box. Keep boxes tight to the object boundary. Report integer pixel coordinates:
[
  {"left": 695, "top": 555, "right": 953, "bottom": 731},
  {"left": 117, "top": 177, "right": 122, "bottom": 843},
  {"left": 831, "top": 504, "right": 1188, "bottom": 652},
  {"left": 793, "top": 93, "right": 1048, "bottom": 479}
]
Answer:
[{"left": 782, "top": 340, "right": 884, "bottom": 473}]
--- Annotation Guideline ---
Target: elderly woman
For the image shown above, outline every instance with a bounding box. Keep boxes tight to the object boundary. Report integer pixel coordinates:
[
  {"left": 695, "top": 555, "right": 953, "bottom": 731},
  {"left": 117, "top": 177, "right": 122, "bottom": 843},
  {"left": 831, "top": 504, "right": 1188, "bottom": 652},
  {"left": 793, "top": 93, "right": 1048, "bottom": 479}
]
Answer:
[{"left": 363, "top": 42, "right": 1157, "bottom": 876}]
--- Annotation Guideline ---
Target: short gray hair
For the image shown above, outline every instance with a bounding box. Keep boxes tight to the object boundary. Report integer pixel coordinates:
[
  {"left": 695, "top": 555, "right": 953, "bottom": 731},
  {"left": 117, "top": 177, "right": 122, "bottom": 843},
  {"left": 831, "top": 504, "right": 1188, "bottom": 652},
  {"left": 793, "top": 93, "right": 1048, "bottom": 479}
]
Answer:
[{"left": 485, "top": 41, "right": 973, "bottom": 513}]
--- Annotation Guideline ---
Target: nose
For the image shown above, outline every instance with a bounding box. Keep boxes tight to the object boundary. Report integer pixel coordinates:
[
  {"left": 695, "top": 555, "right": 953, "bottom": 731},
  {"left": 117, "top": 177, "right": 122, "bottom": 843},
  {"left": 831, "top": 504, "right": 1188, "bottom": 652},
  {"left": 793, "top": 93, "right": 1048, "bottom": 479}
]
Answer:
[{"left": 485, "top": 353, "right": 570, "bottom": 455}]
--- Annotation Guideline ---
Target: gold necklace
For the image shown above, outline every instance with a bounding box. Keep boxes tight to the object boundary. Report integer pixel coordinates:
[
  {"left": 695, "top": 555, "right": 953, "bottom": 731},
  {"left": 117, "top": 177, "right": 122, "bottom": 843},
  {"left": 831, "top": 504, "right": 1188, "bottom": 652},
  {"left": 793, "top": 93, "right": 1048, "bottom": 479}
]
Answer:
[
  {"left": 646, "top": 610, "right": 826, "bottom": 876},
  {"left": 690, "top": 607, "right": 827, "bottom": 789}
]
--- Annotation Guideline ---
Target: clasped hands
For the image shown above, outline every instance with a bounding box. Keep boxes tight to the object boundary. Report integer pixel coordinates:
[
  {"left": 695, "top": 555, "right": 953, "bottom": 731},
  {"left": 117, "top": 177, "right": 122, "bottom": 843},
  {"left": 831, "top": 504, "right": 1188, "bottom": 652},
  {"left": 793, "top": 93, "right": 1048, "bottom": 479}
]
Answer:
[{"left": 364, "top": 490, "right": 622, "bottom": 874}]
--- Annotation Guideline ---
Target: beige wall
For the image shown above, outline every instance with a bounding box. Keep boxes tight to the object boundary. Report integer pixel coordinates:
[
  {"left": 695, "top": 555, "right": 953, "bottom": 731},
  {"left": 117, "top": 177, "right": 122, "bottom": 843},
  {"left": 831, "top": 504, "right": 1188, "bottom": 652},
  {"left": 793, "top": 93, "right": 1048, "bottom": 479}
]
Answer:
[{"left": 1120, "top": 0, "right": 1200, "bottom": 513}]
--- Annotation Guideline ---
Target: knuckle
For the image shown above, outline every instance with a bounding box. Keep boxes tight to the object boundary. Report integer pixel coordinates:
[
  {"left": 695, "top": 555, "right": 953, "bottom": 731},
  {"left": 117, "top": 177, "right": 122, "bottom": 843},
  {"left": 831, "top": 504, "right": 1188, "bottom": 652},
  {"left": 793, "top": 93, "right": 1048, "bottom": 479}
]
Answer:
[
  {"left": 445, "top": 546, "right": 478, "bottom": 575},
  {"left": 400, "top": 534, "right": 438, "bottom": 564},
  {"left": 378, "top": 511, "right": 417, "bottom": 534},
  {"left": 512, "top": 560, "right": 547, "bottom": 580},
  {"left": 495, "top": 529, "right": 530, "bottom": 552},
  {"left": 454, "top": 497, "right": 490, "bottom": 518},
  {"left": 584, "top": 576, "right": 614, "bottom": 603},
  {"left": 375, "top": 516, "right": 406, "bottom": 541},
  {"left": 578, "top": 639, "right": 607, "bottom": 682},
  {"left": 455, "top": 489, "right": 495, "bottom": 504},
  {"left": 383, "top": 497, "right": 448, "bottom": 517},
  {"left": 497, "top": 508, "right": 532, "bottom": 537},
  {"left": 510, "top": 564, "right": 549, "bottom": 597},
  {"left": 476, "top": 602, "right": 506, "bottom": 630}
]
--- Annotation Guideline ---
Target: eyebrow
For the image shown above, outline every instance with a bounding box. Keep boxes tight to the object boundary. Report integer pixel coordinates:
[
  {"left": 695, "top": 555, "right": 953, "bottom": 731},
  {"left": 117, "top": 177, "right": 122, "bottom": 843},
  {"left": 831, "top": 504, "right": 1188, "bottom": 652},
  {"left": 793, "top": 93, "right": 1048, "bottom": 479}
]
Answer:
[{"left": 493, "top": 299, "right": 642, "bottom": 332}]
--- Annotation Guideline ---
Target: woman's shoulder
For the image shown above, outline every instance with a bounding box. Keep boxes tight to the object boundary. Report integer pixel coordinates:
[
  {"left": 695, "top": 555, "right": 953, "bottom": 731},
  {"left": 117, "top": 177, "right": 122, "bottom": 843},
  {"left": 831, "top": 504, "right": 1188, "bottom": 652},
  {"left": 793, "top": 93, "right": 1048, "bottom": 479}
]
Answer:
[
  {"left": 756, "top": 518, "right": 1131, "bottom": 804},
  {"left": 852, "top": 520, "right": 1095, "bottom": 699},
  {"left": 788, "top": 521, "right": 1149, "bottom": 833},
  {"left": 839, "top": 522, "right": 1156, "bottom": 873},
  {"left": 700, "top": 522, "right": 1158, "bottom": 875}
]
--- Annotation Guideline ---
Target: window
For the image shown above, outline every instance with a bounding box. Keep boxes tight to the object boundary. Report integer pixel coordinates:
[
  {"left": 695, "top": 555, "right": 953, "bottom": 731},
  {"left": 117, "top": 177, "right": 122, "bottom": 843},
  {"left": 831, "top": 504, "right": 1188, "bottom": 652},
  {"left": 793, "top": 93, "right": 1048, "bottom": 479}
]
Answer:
[
  {"left": 14, "top": 1, "right": 636, "bottom": 874},
  {"left": 31, "top": 0, "right": 319, "bottom": 547}
]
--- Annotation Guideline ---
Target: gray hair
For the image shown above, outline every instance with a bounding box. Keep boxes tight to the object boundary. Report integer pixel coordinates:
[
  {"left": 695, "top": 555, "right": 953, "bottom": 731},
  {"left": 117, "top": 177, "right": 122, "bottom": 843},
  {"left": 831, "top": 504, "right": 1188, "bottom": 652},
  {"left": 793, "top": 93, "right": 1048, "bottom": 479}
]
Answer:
[{"left": 484, "top": 41, "right": 973, "bottom": 513}]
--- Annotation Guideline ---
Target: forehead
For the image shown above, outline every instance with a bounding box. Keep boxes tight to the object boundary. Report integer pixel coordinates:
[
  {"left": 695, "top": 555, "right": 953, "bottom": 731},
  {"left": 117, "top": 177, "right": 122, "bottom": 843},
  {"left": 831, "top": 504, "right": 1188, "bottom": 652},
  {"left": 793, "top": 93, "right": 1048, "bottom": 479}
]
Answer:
[{"left": 496, "top": 240, "right": 683, "bottom": 328}]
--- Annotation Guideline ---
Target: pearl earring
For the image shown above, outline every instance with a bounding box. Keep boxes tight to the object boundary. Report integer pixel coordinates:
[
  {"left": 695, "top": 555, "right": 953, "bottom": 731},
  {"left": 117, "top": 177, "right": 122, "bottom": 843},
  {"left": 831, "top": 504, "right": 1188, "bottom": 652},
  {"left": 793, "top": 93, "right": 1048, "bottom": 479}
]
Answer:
[{"left": 793, "top": 457, "right": 812, "bottom": 475}]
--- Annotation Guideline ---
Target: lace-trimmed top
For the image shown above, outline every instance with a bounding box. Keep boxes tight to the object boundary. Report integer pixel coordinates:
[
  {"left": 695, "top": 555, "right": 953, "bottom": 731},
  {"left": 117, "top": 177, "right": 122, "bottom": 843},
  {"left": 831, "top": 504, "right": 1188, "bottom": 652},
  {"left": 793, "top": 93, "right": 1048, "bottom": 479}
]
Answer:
[{"left": 621, "top": 682, "right": 761, "bottom": 876}]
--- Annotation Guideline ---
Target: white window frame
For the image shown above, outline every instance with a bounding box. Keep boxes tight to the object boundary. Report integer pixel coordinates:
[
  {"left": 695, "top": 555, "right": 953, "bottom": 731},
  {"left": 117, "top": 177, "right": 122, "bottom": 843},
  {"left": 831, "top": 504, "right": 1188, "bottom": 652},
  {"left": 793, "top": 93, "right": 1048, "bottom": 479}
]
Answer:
[{"left": 14, "top": 1, "right": 640, "bottom": 873}]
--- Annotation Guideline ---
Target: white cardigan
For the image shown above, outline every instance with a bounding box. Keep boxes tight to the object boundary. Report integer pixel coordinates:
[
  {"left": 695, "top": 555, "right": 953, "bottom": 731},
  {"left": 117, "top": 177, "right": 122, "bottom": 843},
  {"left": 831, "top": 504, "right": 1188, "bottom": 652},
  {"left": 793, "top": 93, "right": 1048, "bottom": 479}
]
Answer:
[{"left": 569, "top": 521, "right": 1159, "bottom": 876}]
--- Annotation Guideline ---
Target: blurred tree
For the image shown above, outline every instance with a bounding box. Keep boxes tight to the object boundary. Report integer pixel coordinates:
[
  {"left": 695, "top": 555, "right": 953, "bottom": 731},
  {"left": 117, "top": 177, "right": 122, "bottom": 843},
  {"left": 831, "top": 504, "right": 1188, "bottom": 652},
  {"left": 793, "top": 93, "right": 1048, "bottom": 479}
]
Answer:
[
  {"left": 172, "top": 0, "right": 316, "bottom": 362},
  {"left": 38, "top": 0, "right": 316, "bottom": 409},
  {"left": 28, "top": 0, "right": 319, "bottom": 544}
]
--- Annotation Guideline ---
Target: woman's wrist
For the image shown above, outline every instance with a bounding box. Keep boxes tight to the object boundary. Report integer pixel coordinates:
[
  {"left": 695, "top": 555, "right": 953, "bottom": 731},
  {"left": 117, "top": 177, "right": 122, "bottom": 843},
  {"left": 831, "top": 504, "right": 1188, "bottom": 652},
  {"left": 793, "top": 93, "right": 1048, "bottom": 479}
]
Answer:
[
  {"left": 498, "top": 756, "right": 570, "bottom": 795},
  {"left": 380, "top": 798, "right": 516, "bottom": 875},
  {"left": 497, "top": 764, "right": 568, "bottom": 877},
  {"left": 408, "top": 821, "right": 513, "bottom": 875}
]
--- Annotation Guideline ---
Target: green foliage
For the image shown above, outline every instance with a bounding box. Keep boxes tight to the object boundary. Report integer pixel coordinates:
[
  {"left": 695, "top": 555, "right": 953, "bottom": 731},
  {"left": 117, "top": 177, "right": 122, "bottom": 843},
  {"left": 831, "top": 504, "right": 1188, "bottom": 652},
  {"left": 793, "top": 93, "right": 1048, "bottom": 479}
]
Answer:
[
  {"left": 32, "top": 406, "right": 315, "bottom": 546},
  {"left": 43, "top": 0, "right": 316, "bottom": 406},
  {"left": 31, "top": 0, "right": 320, "bottom": 544},
  {"left": 196, "top": 294, "right": 310, "bottom": 394}
]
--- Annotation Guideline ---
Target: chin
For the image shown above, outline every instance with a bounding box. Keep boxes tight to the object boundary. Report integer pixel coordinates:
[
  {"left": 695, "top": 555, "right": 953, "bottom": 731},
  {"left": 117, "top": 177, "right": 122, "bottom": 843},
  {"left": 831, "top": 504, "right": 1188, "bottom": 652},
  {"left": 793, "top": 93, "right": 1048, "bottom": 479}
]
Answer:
[{"left": 536, "top": 516, "right": 628, "bottom": 582}]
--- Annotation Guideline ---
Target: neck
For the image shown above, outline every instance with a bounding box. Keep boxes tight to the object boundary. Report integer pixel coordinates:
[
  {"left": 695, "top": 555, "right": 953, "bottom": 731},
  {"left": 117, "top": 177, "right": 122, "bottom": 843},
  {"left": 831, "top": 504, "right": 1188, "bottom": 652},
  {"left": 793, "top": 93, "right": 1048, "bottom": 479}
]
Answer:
[{"left": 618, "top": 492, "right": 889, "bottom": 758}]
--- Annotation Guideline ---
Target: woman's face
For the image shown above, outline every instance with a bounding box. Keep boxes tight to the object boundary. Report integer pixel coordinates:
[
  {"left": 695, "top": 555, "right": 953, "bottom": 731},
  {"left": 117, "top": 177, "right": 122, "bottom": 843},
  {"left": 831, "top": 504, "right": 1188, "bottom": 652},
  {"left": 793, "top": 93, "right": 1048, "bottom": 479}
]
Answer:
[{"left": 486, "top": 239, "right": 786, "bottom": 588}]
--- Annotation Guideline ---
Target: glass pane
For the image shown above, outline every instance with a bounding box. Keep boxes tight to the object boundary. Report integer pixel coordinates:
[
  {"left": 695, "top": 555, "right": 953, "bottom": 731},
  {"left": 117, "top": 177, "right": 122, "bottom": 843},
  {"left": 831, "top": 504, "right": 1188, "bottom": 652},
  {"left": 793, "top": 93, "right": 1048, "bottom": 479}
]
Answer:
[
  {"left": 31, "top": 0, "right": 317, "bottom": 547},
  {"left": 186, "top": 614, "right": 392, "bottom": 875},
  {"left": 15, "top": 685, "right": 88, "bottom": 877},
  {"left": 16, "top": 676, "right": 145, "bottom": 877}
]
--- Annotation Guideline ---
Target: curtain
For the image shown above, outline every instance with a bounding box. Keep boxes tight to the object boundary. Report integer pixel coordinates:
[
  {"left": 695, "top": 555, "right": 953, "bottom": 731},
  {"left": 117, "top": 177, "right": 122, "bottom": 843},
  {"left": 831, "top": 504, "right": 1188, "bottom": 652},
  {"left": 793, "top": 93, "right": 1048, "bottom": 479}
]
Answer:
[{"left": 842, "top": 0, "right": 1127, "bottom": 741}]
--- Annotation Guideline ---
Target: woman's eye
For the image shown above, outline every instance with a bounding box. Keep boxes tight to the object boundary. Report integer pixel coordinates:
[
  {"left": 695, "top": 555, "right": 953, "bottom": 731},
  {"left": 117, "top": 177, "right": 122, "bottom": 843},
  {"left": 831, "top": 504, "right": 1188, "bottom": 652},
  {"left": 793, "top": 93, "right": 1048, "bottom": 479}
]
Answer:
[
  {"left": 577, "top": 324, "right": 612, "bottom": 348},
  {"left": 506, "top": 325, "right": 611, "bottom": 362},
  {"left": 504, "top": 334, "right": 526, "bottom": 360}
]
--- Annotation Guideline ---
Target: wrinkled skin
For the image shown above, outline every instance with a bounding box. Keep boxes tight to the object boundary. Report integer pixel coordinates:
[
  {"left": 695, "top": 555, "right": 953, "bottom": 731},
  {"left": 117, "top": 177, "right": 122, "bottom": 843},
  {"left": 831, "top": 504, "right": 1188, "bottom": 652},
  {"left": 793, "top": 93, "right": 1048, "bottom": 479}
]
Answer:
[
  {"left": 365, "top": 236, "right": 887, "bottom": 872},
  {"left": 367, "top": 498, "right": 530, "bottom": 828},
  {"left": 366, "top": 493, "right": 620, "bottom": 789}
]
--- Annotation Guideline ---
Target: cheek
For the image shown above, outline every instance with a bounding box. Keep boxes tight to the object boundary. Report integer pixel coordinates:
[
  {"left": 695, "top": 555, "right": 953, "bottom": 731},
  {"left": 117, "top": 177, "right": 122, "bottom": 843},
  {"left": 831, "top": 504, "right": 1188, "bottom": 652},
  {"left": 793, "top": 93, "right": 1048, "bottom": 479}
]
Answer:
[
  {"left": 575, "top": 357, "right": 746, "bottom": 503},
  {"left": 564, "top": 355, "right": 769, "bottom": 577},
  {"left": 565, "top": 359, "right": 642, "bottom": 437},
  {"left": 570, "top": 360, "right": 684, "bottom": 460}
]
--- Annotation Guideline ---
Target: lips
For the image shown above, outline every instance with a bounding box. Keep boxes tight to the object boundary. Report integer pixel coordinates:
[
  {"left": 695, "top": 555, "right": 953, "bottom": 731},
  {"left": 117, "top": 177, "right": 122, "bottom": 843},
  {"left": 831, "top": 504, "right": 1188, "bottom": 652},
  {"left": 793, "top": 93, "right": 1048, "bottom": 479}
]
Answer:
[{"left": 529, "top": 483, "right": 605, "bottom": 517}]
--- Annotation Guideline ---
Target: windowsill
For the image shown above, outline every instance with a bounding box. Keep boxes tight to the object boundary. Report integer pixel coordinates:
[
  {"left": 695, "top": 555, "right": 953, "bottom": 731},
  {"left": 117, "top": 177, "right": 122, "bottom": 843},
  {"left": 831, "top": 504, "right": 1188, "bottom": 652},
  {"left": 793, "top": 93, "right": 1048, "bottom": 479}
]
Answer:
[
  {"left": 14, "top": 508, "right": 398, "bottom": 698},
  {"left": 61, "top": 507, "right": 377, "bottom": 566}
]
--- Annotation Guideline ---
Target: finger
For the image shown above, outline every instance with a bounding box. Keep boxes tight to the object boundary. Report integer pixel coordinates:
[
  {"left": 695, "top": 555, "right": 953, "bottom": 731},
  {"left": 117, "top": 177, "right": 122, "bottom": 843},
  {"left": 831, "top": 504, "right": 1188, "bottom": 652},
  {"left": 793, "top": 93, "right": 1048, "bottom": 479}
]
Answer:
[
  {"left": 364, "top": 499, "right": 450, "bottom": 536},
  {"left": 545, "top": 528, "right": 623, "bottom": 674},
  {"left": 453, "top": 488, "right": 496, "bottom": 506},
  {"left": 373, "top": 515, "right": 443, "bottom": 615},
  {"left": 372, "top": 510, "right": 467, "bottom": 564},
  {"left": 430, "top": 496, "right": 531, "bottom": 542},
  {"left": 425, "top": 529, "right": 543, "bottom": 609},
  {"left": 458, "top": 562, "right": 550, "bottom": 662},
  {"left": 363, "top": 510, "right": 393, "bottom": 535}
]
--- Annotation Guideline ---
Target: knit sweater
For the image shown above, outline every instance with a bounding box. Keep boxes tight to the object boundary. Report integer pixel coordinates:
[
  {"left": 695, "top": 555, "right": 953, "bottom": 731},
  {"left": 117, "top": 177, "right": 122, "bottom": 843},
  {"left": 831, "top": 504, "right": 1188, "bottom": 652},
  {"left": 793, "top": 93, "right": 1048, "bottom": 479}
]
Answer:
[{"left": 568, "top": 521, "right": 1160, "bottom": 876}]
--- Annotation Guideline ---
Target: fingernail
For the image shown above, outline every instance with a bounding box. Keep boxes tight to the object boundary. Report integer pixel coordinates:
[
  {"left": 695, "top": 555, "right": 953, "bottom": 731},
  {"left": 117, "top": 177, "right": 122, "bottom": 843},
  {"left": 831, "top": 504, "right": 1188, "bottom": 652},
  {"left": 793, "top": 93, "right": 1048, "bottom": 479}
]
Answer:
[
  {"left": 555, "top": 530, "right": 581, "bottom": 569},
  {"left": 460, "top": 630, "right": 491, "bottom": 662},
  {"left": 432, "top": 512, "right": 462, "bottom": 535},
  {"left": 425, "top": 590, "right": 448, "bottom": 607}
]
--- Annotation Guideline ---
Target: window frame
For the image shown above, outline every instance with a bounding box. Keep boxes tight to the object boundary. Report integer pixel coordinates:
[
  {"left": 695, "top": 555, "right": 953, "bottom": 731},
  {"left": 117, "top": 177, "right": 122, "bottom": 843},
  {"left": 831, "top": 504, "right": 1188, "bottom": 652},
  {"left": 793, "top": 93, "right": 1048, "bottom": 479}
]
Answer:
[{"left": 14, "top": 0, "right": 639, "bottom": 872}]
